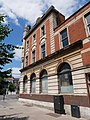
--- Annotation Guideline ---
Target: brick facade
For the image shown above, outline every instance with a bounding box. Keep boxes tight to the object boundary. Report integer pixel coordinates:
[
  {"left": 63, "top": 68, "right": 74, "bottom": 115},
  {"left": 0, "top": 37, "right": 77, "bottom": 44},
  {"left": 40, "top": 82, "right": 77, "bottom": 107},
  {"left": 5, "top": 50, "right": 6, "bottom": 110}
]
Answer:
[
  {"left": 36, "top": 28, "right": 40, "bottom": 61},
  {"left": 20, "top": 2, "right": 90, "bottom": 119},
  {"left": 46, "top": 19, "right": 51, "bottom": 56},
  {"left": 68, "top": 18, "right": 86, "bottom": 44}
]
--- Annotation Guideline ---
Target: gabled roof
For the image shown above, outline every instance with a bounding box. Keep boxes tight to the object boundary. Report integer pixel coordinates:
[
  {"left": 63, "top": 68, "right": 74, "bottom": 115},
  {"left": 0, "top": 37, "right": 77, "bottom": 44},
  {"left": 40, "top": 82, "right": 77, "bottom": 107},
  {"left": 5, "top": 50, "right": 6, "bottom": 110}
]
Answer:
[{"left": 54, "top": 1, "right": 90, "bottom": 31}]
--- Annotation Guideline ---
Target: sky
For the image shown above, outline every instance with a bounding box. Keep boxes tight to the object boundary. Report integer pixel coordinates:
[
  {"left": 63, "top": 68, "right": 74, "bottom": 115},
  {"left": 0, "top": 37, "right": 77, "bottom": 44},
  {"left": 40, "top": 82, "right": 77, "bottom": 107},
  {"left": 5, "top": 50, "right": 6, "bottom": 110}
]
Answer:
[{"left": 0, "top": 0, "right": 89, "bottom": 78}]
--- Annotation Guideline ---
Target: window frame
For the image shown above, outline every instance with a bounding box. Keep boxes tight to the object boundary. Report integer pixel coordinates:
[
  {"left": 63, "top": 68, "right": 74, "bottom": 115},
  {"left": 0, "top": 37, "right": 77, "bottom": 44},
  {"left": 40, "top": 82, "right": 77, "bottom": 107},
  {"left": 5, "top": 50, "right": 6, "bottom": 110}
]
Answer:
[
  {"left": 26, "top": 40, "right": 29, "bottom": 49},
  {"left": 30, "top": 73, "right": 36, "bottom": 93},
  {"left": 41, "top": 44, "right": 45, "bottom": 59},
  {"left": 58, "top": 63, "right": 73, "bottom": 93},
  {"left": 26, "top": 56, "right": 28, "bottom": 66},
  {"left": 60, "top": 28, "right": 69, "bottom": 48},
  {"left": 40, "top": 70, "right": 48, "bottom": 93},
  {"left": 23, "top": 76, "right": 28, "bottom": 93},
  {"left": 41, "top": 25, "right": 45, "bottom": 37},
  {"left": 32, "top": 50, "right": 36, "bottom": 63},
  {"left": 85, "top": 12, "right": 90, "bottom": 35},
  {"left": 33, "top": 34, "right": 36, "bottom": 45}
]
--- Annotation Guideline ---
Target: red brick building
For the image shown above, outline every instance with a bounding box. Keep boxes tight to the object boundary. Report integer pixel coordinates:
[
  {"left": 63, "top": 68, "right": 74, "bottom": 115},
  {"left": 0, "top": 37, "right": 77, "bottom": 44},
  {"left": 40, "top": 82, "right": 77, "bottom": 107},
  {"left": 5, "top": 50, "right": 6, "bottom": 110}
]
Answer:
[{"left": 19, "top": 2, "right": 90, "bottom": 118}]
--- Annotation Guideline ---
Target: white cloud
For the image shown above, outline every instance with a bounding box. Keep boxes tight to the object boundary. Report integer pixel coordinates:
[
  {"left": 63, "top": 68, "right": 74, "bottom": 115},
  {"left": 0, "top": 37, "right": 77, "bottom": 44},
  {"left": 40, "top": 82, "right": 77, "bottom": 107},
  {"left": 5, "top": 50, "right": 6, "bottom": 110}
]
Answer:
[
  {"left": 0, "top": 1, "right": 19, "bottom": 25},
  {"left": 0, "top": 0, "right": 88, "bottom": 25},
  {"left": 14, "top": 46, "right": 22, "bottom": 61},
  {"left": 12, "top": 67, "right": 21, "bottom": 78}
]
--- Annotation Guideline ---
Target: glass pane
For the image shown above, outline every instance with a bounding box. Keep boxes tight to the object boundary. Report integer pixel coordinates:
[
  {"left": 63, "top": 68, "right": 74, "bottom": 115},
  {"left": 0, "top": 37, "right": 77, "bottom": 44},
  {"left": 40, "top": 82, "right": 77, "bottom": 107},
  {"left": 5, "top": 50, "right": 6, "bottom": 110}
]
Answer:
[
  {"left": 25, "top": 83, "right": 27, "bottom": 92},
  {"left": 32, "top": 50, "right": 35, "bottom": 62},
  {"left": 41, "top": 25, "right": 45, "bottom": 36},
  {"left": 62, "top": 38, "right": 68, "bottom": 47},
  {"left": 23, "top": 82, "right": 27, "bottom": 93},
  {"left": 32, "top": 80, "right": 36, "bottom": 93},
  {"left": 86, "top": 14, "right": 90, "bottom": 24},
  {"left": 26, "top": 56, "right": 28, "bottom": 65},
  {"left": 33, "top": 34, "right": 36, "bottom": 40},
  {"left": 60, "top": 63, "right": 71, "bottom": 72},
  {"left": 42, "top": 51, "right": 45, "bottom": 58},
  {"left": 88, "top": 25, "right": 90, "bottom": 32},
  {"left": 26, "top": 41, "right": 29, "bottom": 49},
  {"left": 42, "top": 45, "right": 45, "bottom": 51},
  {"left": 41, "top": 77, "right": 48, "bottom": 93},
  {"left": 33, "top": 34, "right": 36, "bottom": 44},
  {"left": 61, "top": 29, "right": 67, "bottom": 39},
  {"left": 61, "top": 85, "right": 73, "bottom": 93},
  {"left": 58, "top": 63, "right": 73, "bottom": 93},
  {"left": 41, "top": 44, "right": 45, "bottom": 58},
  {"left": 60, "top": 74, "right": 69, "bottom": 86}
]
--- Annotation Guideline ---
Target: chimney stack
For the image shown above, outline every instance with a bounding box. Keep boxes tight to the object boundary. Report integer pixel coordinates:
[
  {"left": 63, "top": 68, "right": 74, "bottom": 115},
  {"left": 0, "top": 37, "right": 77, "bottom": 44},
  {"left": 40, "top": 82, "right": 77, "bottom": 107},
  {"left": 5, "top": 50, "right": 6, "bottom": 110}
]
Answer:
[{"left": 23, "top": 25, "right": 31, "bottom": 38}]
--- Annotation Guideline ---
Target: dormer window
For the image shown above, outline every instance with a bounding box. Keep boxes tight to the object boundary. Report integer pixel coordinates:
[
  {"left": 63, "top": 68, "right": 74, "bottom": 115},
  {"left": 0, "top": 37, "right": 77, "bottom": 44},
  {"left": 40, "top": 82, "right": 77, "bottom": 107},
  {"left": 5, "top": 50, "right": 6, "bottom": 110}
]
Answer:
[{"left": 41, "top": 25, "right": 45, "bottom": 37}]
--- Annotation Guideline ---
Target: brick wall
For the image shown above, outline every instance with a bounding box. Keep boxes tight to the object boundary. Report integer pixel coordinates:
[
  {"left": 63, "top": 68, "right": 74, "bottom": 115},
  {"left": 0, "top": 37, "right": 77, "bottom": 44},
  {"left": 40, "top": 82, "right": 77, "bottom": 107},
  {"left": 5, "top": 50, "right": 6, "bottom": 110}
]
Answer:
[
  {"left": 68, "top": 18, "right": 86, "bottom": 44},
  {"left": 36, "top": 28, "right": 40, "bottom": 61},
  {"left": 81, "top": 39, "right": 90, "bottom": 65},
  {"left": 46, "top": 19, "right": 51, "bottom": 56},
  {"left": 54, "top": 34, "right": 60, "bottom": 51},
  {"left": 28, "top": 36, "right": 32, "bottom": 65}
]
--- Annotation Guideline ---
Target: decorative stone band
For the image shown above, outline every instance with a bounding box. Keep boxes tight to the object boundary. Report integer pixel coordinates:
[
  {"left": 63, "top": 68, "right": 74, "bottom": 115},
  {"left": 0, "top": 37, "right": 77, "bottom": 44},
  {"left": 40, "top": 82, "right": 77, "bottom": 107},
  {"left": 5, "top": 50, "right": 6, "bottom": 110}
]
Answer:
[{"left": 19, "top": 94, "right": 90, "bottom": 107}]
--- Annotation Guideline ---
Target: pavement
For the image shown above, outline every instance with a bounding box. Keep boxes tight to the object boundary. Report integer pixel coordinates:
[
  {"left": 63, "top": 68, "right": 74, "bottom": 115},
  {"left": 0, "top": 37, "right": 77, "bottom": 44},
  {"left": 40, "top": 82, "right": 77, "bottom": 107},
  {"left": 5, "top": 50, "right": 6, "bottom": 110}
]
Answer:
[{"left": 0, "top": 95, "right": 89, "bottom": 120}]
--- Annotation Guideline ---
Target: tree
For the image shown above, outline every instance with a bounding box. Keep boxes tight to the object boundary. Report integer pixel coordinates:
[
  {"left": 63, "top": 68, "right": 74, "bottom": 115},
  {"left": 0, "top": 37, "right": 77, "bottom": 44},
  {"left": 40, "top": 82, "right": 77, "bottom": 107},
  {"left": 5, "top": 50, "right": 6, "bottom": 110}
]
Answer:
[
  {"left": 0, "top": 77, "right": 8, "bottom": 94},
  {"left": 0, "top": 14, "right": 18, "bottom": 78},
  {"left": 0, "top": 77, "right": 4, "bottom": 94},
  {"left": 8, "top": 83, "right": 16, "bottom": 92}
]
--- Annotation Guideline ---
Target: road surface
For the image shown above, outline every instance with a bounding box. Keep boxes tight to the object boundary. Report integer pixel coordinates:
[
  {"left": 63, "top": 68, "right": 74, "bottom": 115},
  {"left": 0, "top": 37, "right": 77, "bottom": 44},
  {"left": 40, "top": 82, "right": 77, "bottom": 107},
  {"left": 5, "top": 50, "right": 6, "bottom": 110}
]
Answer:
[{"left": 0, "top": 94, "right": 88, "bottom": 120}]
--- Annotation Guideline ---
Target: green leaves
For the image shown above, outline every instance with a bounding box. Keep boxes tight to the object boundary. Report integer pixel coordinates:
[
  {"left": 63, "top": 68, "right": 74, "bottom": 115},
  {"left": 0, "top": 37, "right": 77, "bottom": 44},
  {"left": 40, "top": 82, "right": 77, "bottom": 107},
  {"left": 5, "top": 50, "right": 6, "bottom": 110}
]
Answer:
[
  {"left": 8, "top": 82, "right": 16, "bottom": 92},
  {"left": 0, "top": 14, "right": 18, "bottom": 78},
  {"left": 0, "top": 69, "right": 12, "bottom": 78}
]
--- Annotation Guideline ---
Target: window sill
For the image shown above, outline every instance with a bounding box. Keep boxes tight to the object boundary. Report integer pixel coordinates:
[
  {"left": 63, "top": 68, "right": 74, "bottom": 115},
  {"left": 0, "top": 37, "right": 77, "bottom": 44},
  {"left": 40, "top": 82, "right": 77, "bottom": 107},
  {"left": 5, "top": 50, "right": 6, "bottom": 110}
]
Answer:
[
  {"left": 25, "top": 48, "right": 29, "bottom": 52},
  {"left": 32, "top": 43, "right": 36, "bottom": 48},
  {"left": 40, "top": 36, "right": 46, "bottom": 42},
  {"left": 22, "top": 92, "right": 27, "bottom": 94},
  {"left": 30, "top": 93, "right": 36, "bottom": 94},
  {"left": 40, "top": 92, "right": 48, "bottom": 94},
  {"left": 40, "top": 33, "right": 46, "bottom": 38},
  {"left": 59, "top": 93, "right": 74, "bottom": 95}
]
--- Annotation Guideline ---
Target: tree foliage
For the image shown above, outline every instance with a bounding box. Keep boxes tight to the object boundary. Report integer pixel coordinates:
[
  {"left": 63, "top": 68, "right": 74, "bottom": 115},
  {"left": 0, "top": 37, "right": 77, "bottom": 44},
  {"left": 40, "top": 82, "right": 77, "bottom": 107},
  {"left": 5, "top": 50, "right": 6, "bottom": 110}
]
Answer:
[
  {"left": 8, "top": 83, "right": 16, "bottom": 92},
  {"left": 0, "top": 77, "right": 7, "bottom": 94},
  {"left": 0, "top": 14, "right": 18, "bottom": 78}
]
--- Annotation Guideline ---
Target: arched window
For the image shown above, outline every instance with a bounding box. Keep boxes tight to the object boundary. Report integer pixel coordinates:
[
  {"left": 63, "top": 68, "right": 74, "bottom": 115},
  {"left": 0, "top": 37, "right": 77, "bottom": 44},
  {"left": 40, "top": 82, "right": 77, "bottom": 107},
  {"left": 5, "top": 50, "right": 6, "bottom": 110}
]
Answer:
[
  {"left": 40, "top": 69, "right": 48, "bottom": 93},
  {"left": 30, "top": 73, "right": 36, "bottom": 93},
  {"left": 57, "top": 62, "right": 73, "bottom": 93},
  {"left": 23, "top": 75, "right": 28, "bottom": 93}
]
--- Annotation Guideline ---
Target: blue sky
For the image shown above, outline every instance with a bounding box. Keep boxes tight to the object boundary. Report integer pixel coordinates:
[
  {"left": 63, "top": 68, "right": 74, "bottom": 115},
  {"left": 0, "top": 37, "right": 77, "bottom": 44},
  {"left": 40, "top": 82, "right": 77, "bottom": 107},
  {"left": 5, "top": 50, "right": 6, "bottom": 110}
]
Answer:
[{"left": 0, "top": 0, "right": 89, "bottom": 78}]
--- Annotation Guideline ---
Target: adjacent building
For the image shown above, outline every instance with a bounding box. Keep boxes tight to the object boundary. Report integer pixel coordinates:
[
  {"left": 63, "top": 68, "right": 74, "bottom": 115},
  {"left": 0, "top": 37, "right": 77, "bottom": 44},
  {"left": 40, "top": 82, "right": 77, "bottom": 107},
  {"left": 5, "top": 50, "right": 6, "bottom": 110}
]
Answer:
[
  {"left": 6, "top": 77, "right": 19, "bottom": 94},
  {"left": 19, "top": 2, "right": 90, "bottom": 118}
]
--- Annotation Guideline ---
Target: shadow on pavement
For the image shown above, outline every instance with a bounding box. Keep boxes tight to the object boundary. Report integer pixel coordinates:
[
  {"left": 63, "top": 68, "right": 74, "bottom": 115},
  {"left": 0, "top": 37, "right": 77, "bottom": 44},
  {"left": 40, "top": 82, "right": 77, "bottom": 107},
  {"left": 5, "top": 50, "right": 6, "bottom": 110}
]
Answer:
[{"left": 0, "top": 114, "right": 29, "bottom": 120}]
